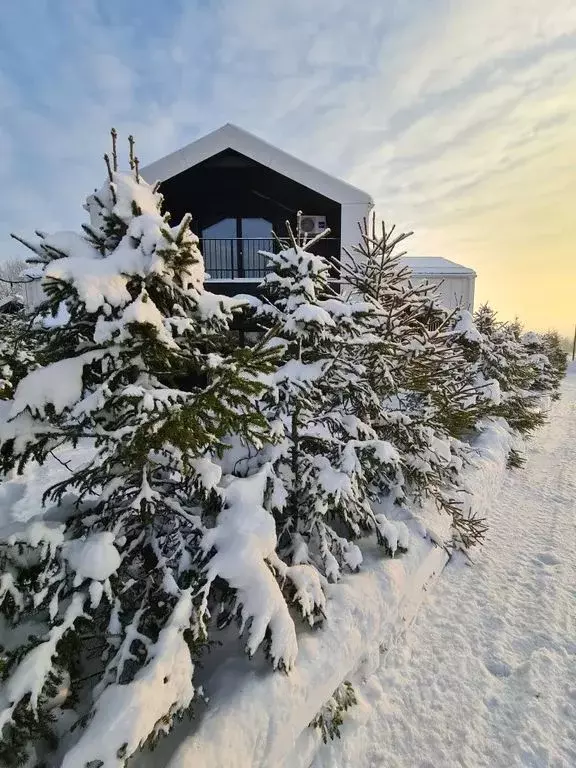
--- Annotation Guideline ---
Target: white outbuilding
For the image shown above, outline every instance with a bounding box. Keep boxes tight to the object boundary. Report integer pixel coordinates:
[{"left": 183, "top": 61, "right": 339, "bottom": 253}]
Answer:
[{"left": 401, "top": 257, "right": 476, "bottom": 311}]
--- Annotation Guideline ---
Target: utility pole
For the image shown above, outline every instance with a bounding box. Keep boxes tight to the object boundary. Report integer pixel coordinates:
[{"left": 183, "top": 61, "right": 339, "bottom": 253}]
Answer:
[{"left": 572, "top": 323, "right": 576, "bottom": 361}]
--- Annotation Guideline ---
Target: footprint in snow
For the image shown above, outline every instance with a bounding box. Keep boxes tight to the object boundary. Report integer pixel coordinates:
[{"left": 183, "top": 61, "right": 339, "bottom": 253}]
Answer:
[
  {"left": 485, "top": 658, "right": 513, "bottom": 678},
  {"left": 484, "top": 695, "right": 500, "bottom": 710},
  {"left": 535, "top": 552, "right": 561, "bottom": 566}
]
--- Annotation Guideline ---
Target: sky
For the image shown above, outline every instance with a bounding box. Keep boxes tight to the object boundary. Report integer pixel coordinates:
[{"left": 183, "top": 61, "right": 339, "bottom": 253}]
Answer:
[{"left": 0, "top": 0, "right": 575, "bottom": 336}]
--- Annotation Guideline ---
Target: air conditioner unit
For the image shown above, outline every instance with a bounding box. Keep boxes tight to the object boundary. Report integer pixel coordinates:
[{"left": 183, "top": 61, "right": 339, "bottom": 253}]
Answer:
[{"left": 299, "top": 215, "right": 327, "bottom": 236}]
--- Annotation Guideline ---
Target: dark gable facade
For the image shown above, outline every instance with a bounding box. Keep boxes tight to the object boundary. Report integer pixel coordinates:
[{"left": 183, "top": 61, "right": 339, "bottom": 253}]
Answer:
[
  {"left": 158, "top": 148, "right": 341, "bottom": 296},
  {"left": 141, "top": 124, "right": 374, "bottom": 300}
]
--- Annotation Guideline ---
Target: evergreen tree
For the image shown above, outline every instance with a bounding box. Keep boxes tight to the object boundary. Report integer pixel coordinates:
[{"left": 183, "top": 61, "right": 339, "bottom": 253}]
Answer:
[
  {"left": 540, "top": 330, "right": 568, "bottom": 396},
  {"left": 337, "top": 217, "right": 491, "bottom": 547},
  {"left": 0, "top": 309, "right": 43, "bottom": 401},
  {"left": 242, "top": 217, "right": 406, "bottom": 587},
  {"left": 471, "top": 305, "right": 546, "bottom": 435},
  {"left": 521, "top": 329, "right": 564, "bottom": 399},
  {"left": 0, "top": 134, "right": 279, "bottom": 767}
]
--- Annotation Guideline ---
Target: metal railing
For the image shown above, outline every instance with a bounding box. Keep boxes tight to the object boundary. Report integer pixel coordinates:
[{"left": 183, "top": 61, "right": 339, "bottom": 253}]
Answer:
[{"left": 201, "top": 238, "right": 341, "bottom": 280}]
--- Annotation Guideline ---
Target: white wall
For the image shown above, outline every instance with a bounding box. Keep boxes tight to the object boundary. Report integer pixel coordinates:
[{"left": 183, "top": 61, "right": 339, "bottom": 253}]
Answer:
[
  {"left": 340, "top": 202, "right": 373, "bottom": 268},
  {"left": 409, "top": 274, "right": 475, "bottom": 311}
]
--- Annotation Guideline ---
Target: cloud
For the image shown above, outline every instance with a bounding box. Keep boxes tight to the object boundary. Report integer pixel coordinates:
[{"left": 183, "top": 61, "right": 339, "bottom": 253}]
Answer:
[{"left": 0, "top": 0, "right": 575, "bottom": 332}]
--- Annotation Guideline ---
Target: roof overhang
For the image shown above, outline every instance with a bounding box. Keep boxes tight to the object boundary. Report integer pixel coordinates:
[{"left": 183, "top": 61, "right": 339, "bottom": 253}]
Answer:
[
  {"left": 141, "top": 123, "right": 374, "bottom": 207},
  {"left": 402, "top": 256, "right": 476, "bottom": 278}
]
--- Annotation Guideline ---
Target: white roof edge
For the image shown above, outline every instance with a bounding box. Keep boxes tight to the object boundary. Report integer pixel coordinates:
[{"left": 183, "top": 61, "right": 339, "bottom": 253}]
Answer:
[
  {"left": 408, "top": 269, "right": 477, "bottom": 278},
  {"left": 401, "top": 256, "right": 476, "bottom": 277},
  {"left": 411, "top": 272, "right": 477, "bottom": 279},
  {"left": 140, "top": 123, "right": 374, "bottom": 206}
]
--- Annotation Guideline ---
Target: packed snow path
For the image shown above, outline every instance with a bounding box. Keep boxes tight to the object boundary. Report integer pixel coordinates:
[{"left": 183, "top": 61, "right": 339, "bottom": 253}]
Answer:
[{"left": 313, "top": 367, "right": 576, "bottom": 768}]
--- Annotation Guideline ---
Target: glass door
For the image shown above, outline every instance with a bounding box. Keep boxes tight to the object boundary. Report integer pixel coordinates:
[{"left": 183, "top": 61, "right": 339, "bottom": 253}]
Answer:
[
  {"left": 201, "top": 218, "right": 237, "bottom": 279},
  {"left": 240, "top": 218, "right": 273, "bottom": 278},
  {"left": 201, "top": 217, "right": 273, "bottom": 279}
]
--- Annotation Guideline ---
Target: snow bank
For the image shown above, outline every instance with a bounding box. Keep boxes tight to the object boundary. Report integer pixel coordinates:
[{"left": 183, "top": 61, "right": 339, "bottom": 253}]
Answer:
[
  {"left": 135, "top": 420, "right": 513, "bottom": 768},
  {"left": 462, "top": 418, "right": 517, "bottom": 509}
]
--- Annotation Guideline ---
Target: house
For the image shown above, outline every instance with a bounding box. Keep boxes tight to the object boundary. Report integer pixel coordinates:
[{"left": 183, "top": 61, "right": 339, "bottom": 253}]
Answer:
[
  {"left": 140, "top": 123, "right": 369, "bottom": 299},
  {"left": 141, "top": 124, "right": 475, "bottom": 310},
  {"left": 20, "top": 124, "right": 474, "bottom": 317}
]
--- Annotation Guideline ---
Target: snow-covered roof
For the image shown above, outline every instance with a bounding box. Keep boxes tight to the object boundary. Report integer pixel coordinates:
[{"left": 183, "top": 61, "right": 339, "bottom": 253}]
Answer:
[
  {"left": 141, "top": 123, "right": 374, "bottom": 207},
  {"left": 401, "top": 257, "right": 476, "bottom": 278}
]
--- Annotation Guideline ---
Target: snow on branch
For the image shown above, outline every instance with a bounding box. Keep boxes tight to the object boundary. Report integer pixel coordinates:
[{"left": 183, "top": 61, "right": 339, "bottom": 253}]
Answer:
[
  {"left": 202, "top": 466, "right": 298, "bottom": 670},
  {"left": 9, "top": 350, "right": 107, "bottom": 418},
  {"left": 61, "top": 590, "right": 195, "bottom": 768},
  {"left": 0, "top": 592, "right": 87, "bottom": 731}
]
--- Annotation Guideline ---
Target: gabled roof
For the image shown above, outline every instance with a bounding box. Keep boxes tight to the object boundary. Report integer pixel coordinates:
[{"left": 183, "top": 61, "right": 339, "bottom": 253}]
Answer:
[
  {"left": 402, "top": 257, "right": 476, "bottom": 278},
  {"left": 140, "top": 123, "right": 374, "bottom": 207}
]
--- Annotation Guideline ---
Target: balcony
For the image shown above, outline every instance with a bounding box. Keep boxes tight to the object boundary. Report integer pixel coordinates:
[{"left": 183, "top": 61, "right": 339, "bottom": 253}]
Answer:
[{"left": 201, "top": 238, "right": 341, "bottom": 281}]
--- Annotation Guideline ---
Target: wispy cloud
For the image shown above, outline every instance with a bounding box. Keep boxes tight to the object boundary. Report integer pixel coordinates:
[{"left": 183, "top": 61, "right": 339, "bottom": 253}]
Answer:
[{"left": 1, "top": 0, "right": 575, "bottom": 333}]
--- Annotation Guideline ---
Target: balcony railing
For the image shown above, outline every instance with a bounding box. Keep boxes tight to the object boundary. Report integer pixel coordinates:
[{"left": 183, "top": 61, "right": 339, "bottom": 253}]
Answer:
[{"left": 201, "top": 237, "right": 341, "bottom": 280}]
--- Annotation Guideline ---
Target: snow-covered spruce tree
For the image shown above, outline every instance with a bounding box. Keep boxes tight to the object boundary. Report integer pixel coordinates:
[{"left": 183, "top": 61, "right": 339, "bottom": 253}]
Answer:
[
  {"left": 309, "top": 680, "right": 357, "bottom": 743},
  {"left": 0, "top": 134, "right": 280, "bottom": 767},
  {"left": 521, "top": 329, "right": 564, "bottom": 399},
  {"left": 0, "top": 308, "right": 43, "bottom": 400},
  {"left": 540, "top": 330, "right": 568, "bottom": 395},
  {"left": 337, "top": 217, "right": 493, "bottom": 547},
  {"left": 470, "top": 305, "right": 546, "bottom": 435},
  {"left": 239, "top": 217, "right": 406, "bottom": 587}
]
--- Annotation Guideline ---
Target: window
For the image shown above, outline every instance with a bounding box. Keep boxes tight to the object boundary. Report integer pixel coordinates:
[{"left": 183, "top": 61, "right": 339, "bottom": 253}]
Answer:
[{"left": 201, "top": 217, "right": 273, "bottom": 279}]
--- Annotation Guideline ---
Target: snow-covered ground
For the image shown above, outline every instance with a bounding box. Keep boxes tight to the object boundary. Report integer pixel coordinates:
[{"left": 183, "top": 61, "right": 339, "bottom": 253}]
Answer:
[{"left": 313, "top": 364, "right": 576, "bottom": 768}]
